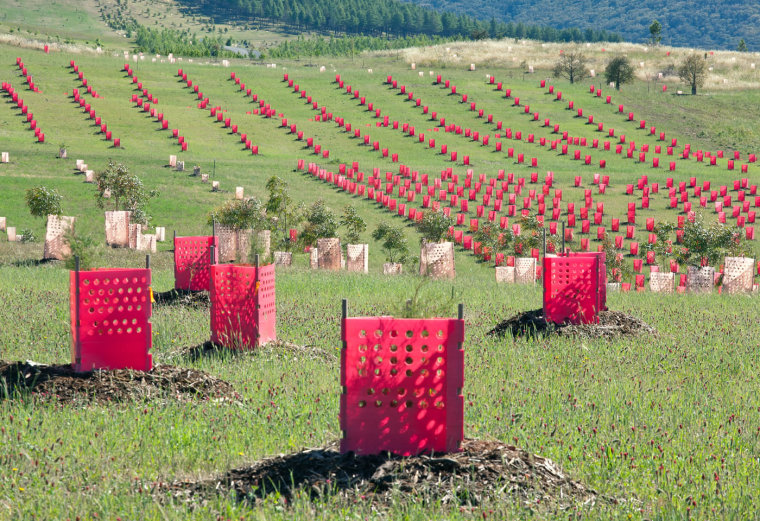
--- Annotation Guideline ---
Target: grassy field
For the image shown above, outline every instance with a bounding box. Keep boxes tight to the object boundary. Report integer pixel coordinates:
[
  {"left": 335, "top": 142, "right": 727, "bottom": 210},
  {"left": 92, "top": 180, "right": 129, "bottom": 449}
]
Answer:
[{"left": 1, "top": 37, "right": 760, "bottom": 520}]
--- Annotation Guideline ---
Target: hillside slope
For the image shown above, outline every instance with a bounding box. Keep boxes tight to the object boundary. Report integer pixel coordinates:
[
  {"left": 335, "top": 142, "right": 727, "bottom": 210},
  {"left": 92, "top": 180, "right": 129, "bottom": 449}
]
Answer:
[{"left": 405, "top": 0, "right": 760, "bottom": 50}]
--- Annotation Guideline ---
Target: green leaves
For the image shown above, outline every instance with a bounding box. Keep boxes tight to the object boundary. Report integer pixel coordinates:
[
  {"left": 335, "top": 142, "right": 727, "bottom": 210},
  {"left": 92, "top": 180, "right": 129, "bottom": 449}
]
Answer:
[
  {"left": 95, "top": 161, "right": 157, "bottom": 226},
  {"left": 208, "top": 197, "right": 268, "bottom": 232},
  {"left": 372, "top": 221, "right": 409, "bottom": 264},
  {"left": 340, "top": 205, "right": 366, "bottom": 245},
  {"left": 300, "top": 200, "right": 338, "bottom": 246},
  {"left": 25, "top": 186, "right": 62, "bottom": 219},
  {"left": 416, "top": 209, "right": 453, "bottom": 244}
]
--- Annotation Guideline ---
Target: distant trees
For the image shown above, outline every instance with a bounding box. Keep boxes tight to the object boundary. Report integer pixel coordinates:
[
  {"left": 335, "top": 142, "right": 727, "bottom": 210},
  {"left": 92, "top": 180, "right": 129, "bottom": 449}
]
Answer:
[
  {"left": 648, "top": 19, "right": 662, "bottom": 46},
  {"left": 604, "top": 56, "right": 635, "bottom": 90},
  {"left": 737, "top": 38, "right": 748, "bottom": 52},
  {"left": 552, "top": 49, "right": 589, "bottom": 84},
  {"left": 678, "top": 54, "right": 707, "bottom": 95}
]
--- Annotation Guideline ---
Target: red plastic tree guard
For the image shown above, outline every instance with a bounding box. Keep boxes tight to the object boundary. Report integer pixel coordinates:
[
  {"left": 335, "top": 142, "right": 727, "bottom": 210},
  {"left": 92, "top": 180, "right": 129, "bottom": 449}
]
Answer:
[
  {"left": 210, "top": 264, "right": 276, "bottom": 348},
  {"left": 70, "top": 268, "right": 152, "bottom": 372},
  {"left": 340, "top": 316, "right": 464, "bottom": 456},
  {"left": 543, "top": 252, "right": 606, "bottom": 325},
  {"left": 174, "top": 235, "right": 218, "bottom": 291}
]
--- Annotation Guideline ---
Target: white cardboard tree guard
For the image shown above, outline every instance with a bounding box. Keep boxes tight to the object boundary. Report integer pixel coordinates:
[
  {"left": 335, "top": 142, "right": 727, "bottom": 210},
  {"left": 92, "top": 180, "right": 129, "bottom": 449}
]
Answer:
[
  {"left": 201, "top": 174, "right": 209, "bottom": 183},
  {"left": 76, "top": 159, "right": 84, "bottom": 169},
  {"left": 235, "top": 186, "right": 244, "bottom": 199},
  {"left": 649, "top": 272, "right": 675, "bottom": 293},
  {"left": 104, "top": 211, "right": 131, "bottom": 247},
  {"left": 419, "top": 241, "right": 455, "bottom": 279},
  {"left": 136, "top": 233, "right": 157, "bottom": 252},
  {"left": 495, "top": 266, "right": 516, "bottom": 283},
  {"left": 686, "top": 266, "right": 715, "bottom": 293},
  {"left": 193, "top": 165, "right": 201, "bottom": 176},
  {"left": 0, "top": 217, "right": 5, "bottom": 231},
  {"left": 212, "top": 181, "right": 220, "bottom": 191},
  {"left": 723, "top": 257, "right": 755, "bottom": 294},
  {"left": 256, "top": 230, "right": 271, "bottom": 259},
  {"left": 169, "top": 155, "right": 177, "bottom": 167},
  {"left": 317, "top": 238, "right": 342, "bottom": 271},
  {"left": 346, "top": 244, "right": 369, "bottom": 273},
  {"left": 155, "top": 227, "right": 166, "bottom": 242},
  {"left": 43, "top": 215, "right": 75, "bottom": 260},
  {"left": 79, "top": 163, "right": 88, "bottom": 173},
  {"left": 85, "top": 170, "right": 94, "bottom": 183},
  {"left": 1, "top": 152, "right": 9, "bottom": 163},
  {"left": 176, "top": 161, "right": 184, "bottom": 172},
  {"left": 7, "top": 226, "right": 17, "bottom": 242},
  {"left": 383, "top": 262, "right": 403, "bottom": 275},
  {"left": 515, "top": 257, "right": 537, "bottom": 284},
  {"left": 128, "top": 223, "right": 142, "bottom": 250},
  {"left": 59, "top": 148, "right": 67, "bottom": 159},
  {"left": 274, "top": 251, "right": 292, "bottom": 266},
  {"left": 310, "top": 247, "right": 319, "bottom": 269}
]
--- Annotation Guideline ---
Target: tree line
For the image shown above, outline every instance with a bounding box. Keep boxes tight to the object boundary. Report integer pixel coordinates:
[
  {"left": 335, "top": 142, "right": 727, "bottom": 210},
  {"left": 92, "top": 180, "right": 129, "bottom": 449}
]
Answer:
[{"left": 182, "top": 0, "right": 621, "bottom": 43}]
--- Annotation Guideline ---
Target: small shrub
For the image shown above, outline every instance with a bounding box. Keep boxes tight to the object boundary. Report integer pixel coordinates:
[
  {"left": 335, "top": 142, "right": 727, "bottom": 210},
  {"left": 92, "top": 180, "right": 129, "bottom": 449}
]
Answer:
[
  {"left": 417, "top": 209, "right": 453, "bottom": 244},
  {"left": 208, "top": 197, "right": 268, "bottom": 231},
  {"left": 300, "top": 200, "right": 338, "bottom": 246},
  {"left": 394, "top": 277, "right": 460, "bottom": 318},
  {"left": 340, "top": 205, "right": 366, "bottom": 244},
  {"left": 19, "top": 229, "right": 37, "bottom": 243},
  {"left": 63, "top": 230, "right": 99, "bottom": 270},
  {"left": 25, "top": 186, "right": 62, "bottom": 219},
  {"left": 372, "top": 222, "right": 409, "bottom": 264}
]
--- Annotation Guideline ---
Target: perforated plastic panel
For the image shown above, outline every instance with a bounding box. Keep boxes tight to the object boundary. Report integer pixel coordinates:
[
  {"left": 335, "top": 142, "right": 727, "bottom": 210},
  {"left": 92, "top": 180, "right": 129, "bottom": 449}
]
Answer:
[
  {"left": 346, "top": 244, "right": 369, "bottom": 273},
  {"left": 340, "top": 316, "right": 464, "bottom": 456},
  {"left": 543, "top": 254, "right": 602, "bottom": 324},
  {"left": 495, "top": 266, "right": 515, "bottom": 283},
  {"left": 515, "top": 257, "right": 537, "bottom": 284},
  {"left": 70, "top": 268, "right": 152, "bottom": 372},
  {"left": 210, "top": 264, "right": 276, "bottom": 348},
  {"left": 686, "top": 266, "right": 714, "bottom": 293},
  {"left": 174, "top": 236, "right": 217, "bottom": 291}
]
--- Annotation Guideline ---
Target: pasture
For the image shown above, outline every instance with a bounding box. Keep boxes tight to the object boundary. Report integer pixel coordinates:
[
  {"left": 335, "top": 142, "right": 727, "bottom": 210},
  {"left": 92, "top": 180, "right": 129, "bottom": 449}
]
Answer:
[{"left": 1, "top": 41, "right": 760, "bottom": 520}]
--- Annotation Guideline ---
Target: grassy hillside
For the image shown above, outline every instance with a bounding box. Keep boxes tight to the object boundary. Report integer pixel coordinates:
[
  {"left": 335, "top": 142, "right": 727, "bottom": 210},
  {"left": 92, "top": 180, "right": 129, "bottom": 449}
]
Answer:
[{"left": 1, "top": 36, "right": 760, "bottom": 520}]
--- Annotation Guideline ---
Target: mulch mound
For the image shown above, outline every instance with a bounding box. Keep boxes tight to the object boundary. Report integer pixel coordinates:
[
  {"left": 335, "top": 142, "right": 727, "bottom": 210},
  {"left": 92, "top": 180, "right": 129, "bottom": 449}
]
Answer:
[
  {"left": 0, "top": 361, "right": 239, "bottom": 404},
  {"left": 166, "top": 439, "right": 601, "bottom": 510},
  {"left": 488, "top": 309, "right": 656, "bottom": 339},
  {"left": 178, "top": 340, "right": 332, "bottom": 363},
  {"left": 153, "top": 289, "right": 210, "bottom": 307}
]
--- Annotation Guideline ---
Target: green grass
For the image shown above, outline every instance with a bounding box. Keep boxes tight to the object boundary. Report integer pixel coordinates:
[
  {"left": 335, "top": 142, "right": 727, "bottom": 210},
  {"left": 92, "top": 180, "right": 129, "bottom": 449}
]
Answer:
[{"left": 1, "top": 41, "right": 760, "bottom": 519}]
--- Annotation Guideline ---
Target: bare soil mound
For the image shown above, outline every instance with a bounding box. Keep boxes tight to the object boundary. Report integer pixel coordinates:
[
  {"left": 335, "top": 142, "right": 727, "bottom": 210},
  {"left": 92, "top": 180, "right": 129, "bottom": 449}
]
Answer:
[
  {"left": 167, "top": 439, "right": 601, "bottom": 510},
  {"left": 0, "top": 361, "right": 238, "bottom": 404},
  {"left": 488, "top": 309, "right": 656, "bottom": 340},
  {"left": 153, "top": 289, "right": 210, "bottom": 307}
]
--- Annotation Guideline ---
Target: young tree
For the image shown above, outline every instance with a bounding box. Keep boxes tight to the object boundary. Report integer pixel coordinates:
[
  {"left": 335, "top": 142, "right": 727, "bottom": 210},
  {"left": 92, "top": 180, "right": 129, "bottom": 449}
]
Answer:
[
  {"left": 95, "top": 161, "right": 158, "bottom": 225},
  {"left": 208, "top": 197, "right": 268, "bottom": 231},
  {"left": 265, "top": 175, "right": 303, "bottom": 251},
  {"left": 340, "top": 205, "right": 366, "bottom": 244},
  {"left": 737, "top": 38, "right": 748, "bottom": 52},
  {"left": 372, "top": 222, "right": 409, "bottom": 264},
  {"left": 416, "top": 209, "right": 453, "bottom": 243},
  {"left": 25, "top": 186, "right": 62, "bottom": 219},
  {"left": 648, "top": 19, "right": 662, "bottom": 46},
  {"left": 678, "top": 54, "right": 707, "bottom": 95},
  {"left": 552, "top": 49, "right": 589, "bottom": 84},
  {"left": 300, "top": 200, "right": 338, "bottom": 246},
  {"left": 604, "top": 56, "right": 635, "bottom": 90}
]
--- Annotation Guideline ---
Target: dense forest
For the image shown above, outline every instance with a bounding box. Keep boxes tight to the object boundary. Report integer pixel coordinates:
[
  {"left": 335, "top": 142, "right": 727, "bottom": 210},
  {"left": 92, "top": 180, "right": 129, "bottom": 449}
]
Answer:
[
  {"left": 403, "top": 0, "right": 760, "bottom": 50},
  {"left": 179, "top": 0, "right": 621, "bottom": 43}
]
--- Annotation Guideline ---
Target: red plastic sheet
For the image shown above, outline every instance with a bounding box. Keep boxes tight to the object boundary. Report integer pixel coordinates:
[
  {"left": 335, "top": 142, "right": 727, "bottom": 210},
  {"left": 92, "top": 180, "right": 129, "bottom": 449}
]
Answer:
[
  {"left": 340, "top": 316, "right": 464, "bottom": 456},
  {"left": 543, "top": 252, "right": 606, "bottom": 325},
  {"left": 174, "top": 235, "right": 218, "bottom": 291},
  {"left": 70, "top": 268, "right": 152, "bottom": 372},
  {"left": 210, "top": 264, "right": 276, "bottom": 348}
]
